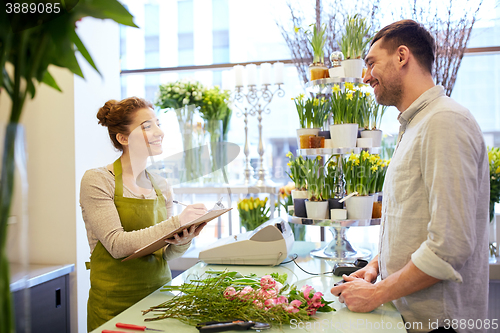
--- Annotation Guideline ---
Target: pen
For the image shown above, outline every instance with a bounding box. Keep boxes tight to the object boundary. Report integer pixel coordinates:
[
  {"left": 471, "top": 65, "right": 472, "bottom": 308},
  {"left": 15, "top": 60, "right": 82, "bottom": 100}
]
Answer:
[{"left": 172, "top": 200, "right": 188, "bottom": 207}]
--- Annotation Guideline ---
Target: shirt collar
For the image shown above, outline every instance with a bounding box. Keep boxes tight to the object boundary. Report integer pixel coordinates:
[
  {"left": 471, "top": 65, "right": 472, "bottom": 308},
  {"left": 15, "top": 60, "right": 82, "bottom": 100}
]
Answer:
[{"left": 397, "top": 85, "right": 445, "bottom": 127}]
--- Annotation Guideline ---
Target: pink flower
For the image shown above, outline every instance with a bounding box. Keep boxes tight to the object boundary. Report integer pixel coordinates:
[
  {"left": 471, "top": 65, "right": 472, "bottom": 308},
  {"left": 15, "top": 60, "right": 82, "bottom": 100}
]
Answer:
[
  {"left": 290, "top": 299, "right": 302, "bottom": 308},
  {"left": 310, "top": 292, "right": 324, "bottom": 307},
  {"left": 238, "top": 286, "right": 254, "bottom": 300},
  {"left": 224, "top": 287, "right": 237, "bottom": 300},
  {"left": 257, "top": 287, "right": 277, "bottom": 300},
  {"left": 260, "top": 275, "right": 276, "bottom": 290},
  {"left": 264, "top": 298, "right": 277, "bottom": 310},
  {"left": 253, "top": 300, "right": 263, "bottom": 309},
  {"left": 285, "top": 300, "right": 302, "bottom": 314},
  {"left": 275, "top": 296, "right": 288, "bottom": 305},
  {"left": 301, "top": 285, "right": 313, "bottom": 300}
]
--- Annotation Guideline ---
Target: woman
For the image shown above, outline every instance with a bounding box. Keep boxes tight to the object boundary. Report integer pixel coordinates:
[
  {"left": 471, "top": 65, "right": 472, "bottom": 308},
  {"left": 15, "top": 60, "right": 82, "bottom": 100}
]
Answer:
[{"left": 80, "top": 97, "right": 207, "bottom": 331}]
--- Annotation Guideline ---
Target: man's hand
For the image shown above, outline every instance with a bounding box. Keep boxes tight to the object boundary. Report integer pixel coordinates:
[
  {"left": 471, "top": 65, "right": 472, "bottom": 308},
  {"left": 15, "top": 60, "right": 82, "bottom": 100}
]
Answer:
[
  {"left": 330, "top": 275, "right": 382, "bottom": 312},
  {"left": 350, "top": 259, "right": 379, "bottom": 283}
]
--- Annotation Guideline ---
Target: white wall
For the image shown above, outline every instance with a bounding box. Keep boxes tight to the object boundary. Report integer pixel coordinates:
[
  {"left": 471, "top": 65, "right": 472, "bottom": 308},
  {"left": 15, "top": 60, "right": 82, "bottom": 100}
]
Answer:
[{"left": 74, "top": 17, "right": 122, "bottom": 333}]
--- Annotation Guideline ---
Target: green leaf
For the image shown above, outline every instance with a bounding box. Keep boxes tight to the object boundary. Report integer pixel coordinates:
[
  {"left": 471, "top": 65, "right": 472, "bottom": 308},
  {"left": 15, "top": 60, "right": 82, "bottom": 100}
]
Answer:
[
  {"left": 69, "top": 30, "right": 100, "bottom": 75},
  {"left": 77, "top": 0, "right": 139, "bottom": 28},
  {"left": 41, "top": 70, "right": 62, "bottom": 92}
]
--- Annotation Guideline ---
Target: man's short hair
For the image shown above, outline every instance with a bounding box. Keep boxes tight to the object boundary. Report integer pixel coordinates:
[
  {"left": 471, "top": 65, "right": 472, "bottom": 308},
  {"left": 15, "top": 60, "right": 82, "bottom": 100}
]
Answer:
[{"left": 371, "top": 19, "right": 435, "bottom": 74}]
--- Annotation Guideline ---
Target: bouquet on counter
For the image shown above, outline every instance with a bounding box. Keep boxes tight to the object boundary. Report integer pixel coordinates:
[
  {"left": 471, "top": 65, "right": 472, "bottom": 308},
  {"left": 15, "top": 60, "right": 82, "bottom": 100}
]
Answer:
[
  {"left": 237, "top": 197, "right": 270, "bottom": 231},
  {"left": 142, "top": 270, "right": 334, "bottom": 328}
]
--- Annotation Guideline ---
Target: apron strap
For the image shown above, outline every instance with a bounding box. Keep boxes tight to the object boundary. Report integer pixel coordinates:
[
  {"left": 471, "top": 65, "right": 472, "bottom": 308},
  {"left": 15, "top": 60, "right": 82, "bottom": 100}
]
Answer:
[
  {"left": 113, "top": 158, "right": 124, "bottom": 197},
  {"left": 147, "top": 171, "right": 167, "bottom": 206}
]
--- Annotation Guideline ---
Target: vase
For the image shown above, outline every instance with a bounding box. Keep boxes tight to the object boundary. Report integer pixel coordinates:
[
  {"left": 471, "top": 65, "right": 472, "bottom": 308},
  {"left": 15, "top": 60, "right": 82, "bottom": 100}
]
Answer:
[
  {"left": 305, "top": 200, "right": 329, "bottom": 220},
  {"left": 296, "top": 128, "right": 320, "bottom": 149},
  {"left": 290, "top": 223, "right": 307, "bottom": 241},
  {"left": 342, "top": 59, "right": 364, "bottom": 78},
  {"left": 293, "top": 199, "right": 307, "bottom": 218},
  {"left": 329, "top": 123, "right": 358, "bottom": 148},
  {"left": 356, "top": 138, "right": 373, "bottom": 148},
  {"left": 203, "top": 119, "right": 225, "bottom": 185},
  {"left": 345, "top": 195, "right": 375, "bottom": 220},
  {"left": 361, "top": 129, "right": 383, "bottom": 147},
  {"left": 309, "top": 63, "right": 328, "bottom": 81},
  {"left": 1, "top": 124, "right": 30, "bottom": 333},
  {"left": 175, "top": 105, "right": 204, "bottom": 185}
]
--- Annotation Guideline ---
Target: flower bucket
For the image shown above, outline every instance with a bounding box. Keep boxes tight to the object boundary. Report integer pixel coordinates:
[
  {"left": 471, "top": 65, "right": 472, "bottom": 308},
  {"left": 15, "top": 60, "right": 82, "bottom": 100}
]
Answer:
[
  {"left": 345, "top": 195, "right": 375, "bottom": 220},
  {"left": 342, "top": 59, "right": 364, "bottom": 78},
  {"left": 360, "top": 129, "right": 383, "bottom": 147},
  {"left": 296, "top": 128, "right": 320, "bottom": 149},
  {"left": 329, "top": 123, "right": 358, "bottom": 148},
  {"left": 305, "top": 200, "right": 329, "bottom": 220}
]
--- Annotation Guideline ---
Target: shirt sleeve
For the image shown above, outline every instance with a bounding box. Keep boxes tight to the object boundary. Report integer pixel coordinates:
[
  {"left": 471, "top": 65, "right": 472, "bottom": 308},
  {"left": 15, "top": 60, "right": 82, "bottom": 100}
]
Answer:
[
  {"left": 80, "top": 169, "right": 182, "bottom": 259},
  {"left": 412, "top": 110, "right": 485, "bottom": 282}
]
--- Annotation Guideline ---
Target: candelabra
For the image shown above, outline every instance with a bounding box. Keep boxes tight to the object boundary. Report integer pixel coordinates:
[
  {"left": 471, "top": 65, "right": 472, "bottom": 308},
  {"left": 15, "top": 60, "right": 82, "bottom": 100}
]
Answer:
[{"left": 234, "top": 83, "right": 285, "bottom": 187}]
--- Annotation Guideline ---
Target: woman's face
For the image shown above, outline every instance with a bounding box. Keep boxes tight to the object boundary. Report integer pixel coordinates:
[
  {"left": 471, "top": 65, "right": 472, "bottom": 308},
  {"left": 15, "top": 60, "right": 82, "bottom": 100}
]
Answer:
[{"left": 126, "top": 108, "right": 164, "bottom": 157}]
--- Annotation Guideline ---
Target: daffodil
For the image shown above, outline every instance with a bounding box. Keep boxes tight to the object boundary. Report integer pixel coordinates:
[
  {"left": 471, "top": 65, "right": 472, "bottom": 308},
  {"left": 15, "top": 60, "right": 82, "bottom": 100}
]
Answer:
[
  {"left": 346, "top": 92, "right": 353, "bottom": 100},
  {"left": 332, "top": 84, "right": 341, "bottom": 93},
  {"left": 344, "top": 82, "right": 355, "bottom": 91}
]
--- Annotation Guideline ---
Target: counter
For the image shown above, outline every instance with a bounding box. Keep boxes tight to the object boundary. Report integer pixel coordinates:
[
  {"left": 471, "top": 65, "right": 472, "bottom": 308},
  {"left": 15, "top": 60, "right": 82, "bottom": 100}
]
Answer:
[{"left": 92, "top": 242, "right": 406, "bottom": 333}]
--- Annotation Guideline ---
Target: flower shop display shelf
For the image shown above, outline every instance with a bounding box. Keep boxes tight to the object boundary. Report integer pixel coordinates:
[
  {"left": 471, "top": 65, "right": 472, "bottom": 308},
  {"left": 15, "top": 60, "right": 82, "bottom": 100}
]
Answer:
[
  {"left": 305, "top": 77, "right": 363, "bottom": 95},
  {"left": 297, "top": 147, "right": 380, "bottom": 157},
  {"left": 287, "top": 215, "right": 381, "bottom": 261}
]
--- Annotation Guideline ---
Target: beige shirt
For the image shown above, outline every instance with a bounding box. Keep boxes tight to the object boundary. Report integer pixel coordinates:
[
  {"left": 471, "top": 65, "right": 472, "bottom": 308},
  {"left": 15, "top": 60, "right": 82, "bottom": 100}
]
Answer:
[
  {"left": 80, "top": 167, "right": 190, "bottom": 261},
  {"left": 380, "top": 86, "right": 489, "bottom": 333}
]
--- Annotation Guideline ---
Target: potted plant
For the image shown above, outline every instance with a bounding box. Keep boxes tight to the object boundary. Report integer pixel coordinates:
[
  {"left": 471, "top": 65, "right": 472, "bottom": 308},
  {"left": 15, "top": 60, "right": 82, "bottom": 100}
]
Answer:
[
  {"left": 0, "top": 1, "right": 137, "bottom": 331},
  {"left": 369, "top": 157, "right": 390, "bottom": 218},
  {"left": 293, "top": 94, "right": 329, "bottom": 149},
  {"left": 342, "top": 151, "right": 378, "bottom": 220},
  {"left": 286, "top": 152, "right": 308, "bottom": 217},
  {"left": 297, "top": 23, "right": 328, "bottom": 81},
  {"left": 329, "top": 82, "right": 363, "bottom": 148},
  {"left": 156, "top": 80, "right": 206, "bottom": 183},
  {"left": 237, "top": 197, "right": 270, "bottom": 231},
  {"left": 302, "top": 156, "right": 329, "bottom": 220},
  {"left": 198, "top": 86, "right": 233, "bottom": 184},
  {"left": 360, "top": 92, "right": 387, "bottom": 147},
  {"left": 488, "top": 147, "right": 500, "bottom": 257},
  {"left": 338, "top": 15, "right": 372, "bottom": 78},
  {"left": 324, "top": 157, "right": 344, "bottom": 217}
]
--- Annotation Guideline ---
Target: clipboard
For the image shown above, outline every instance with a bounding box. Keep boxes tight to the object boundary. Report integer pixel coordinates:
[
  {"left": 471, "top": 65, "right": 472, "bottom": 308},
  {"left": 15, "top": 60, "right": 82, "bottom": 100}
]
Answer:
[{"left": 122, "top": 208, "right": 232, "bottom": 262}]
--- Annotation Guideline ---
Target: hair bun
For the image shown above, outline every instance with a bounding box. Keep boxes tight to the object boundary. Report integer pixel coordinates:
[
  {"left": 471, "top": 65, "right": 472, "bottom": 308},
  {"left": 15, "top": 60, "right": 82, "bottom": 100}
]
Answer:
[{"left": 97, "top": 100, "right": 118, "bottom": 126}]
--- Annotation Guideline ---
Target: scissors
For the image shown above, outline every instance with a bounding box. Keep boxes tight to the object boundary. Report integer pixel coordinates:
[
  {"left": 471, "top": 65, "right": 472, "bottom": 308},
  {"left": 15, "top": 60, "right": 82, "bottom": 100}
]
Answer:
[{"left": 196, "top": 320, "right": 270, "bottom": 332}]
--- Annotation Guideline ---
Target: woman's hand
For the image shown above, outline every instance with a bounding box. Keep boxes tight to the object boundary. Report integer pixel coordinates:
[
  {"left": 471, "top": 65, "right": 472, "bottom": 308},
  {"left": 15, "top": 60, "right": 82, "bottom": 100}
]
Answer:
[
  {"left": 178, "top": 203, "right": 208, "bottom": 225},
  {"left": 165, "top": 222, "right": 207, "bottom": 246}
]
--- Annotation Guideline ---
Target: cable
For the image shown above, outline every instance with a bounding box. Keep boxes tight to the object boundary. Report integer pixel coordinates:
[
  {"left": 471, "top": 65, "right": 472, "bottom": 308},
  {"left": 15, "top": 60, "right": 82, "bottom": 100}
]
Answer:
[
  {"left": 280, "top": 253, "right": 298, "bottom": 264},
  {"left": 280, "top": 253, "right": 333, "bottom": 276}
]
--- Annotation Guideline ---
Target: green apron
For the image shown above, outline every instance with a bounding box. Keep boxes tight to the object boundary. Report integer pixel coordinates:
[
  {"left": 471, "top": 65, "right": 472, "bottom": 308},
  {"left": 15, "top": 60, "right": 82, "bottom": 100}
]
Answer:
[{"left": 86, "top": 158, "right": 171, "bottom": 332}]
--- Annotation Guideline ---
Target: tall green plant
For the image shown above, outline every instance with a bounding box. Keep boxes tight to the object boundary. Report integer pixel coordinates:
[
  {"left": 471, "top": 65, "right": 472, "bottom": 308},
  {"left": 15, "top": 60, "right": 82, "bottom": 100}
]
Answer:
[
  {"left": 293, "top": 94, "right": 329, "bottom": 129},
  {"left": 339, "top": 15, "right": 372, "bottom": 60},
  {"left": 298, "top": 23, "right": 327, "bottom": 64},
  {"left": 330, "top": 83, "right": 365, "bottom": 125},
  {"left": 0, "top": 2, "right": 137, "bottom": 332}
]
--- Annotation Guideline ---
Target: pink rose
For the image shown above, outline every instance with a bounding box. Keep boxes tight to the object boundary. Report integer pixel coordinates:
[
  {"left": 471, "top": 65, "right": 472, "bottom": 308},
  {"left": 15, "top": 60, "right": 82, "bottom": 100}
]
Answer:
[
  {"left": 285, "top": 299, "right": 302, "bottom": 314},
  {"left": 264, "top": 298, "right": 277, "bottom": 310},
  {"left": 301, "top": 285, "right": 313, "bottom": 300},
  {"left": 253, "top": 300, "right": 263, "bottom": 309},
  {"left": 238, "top": 286, "right": 254, "bottom": 300},
  {"left": 223, "top": 287, "right": 237, "bottom": 300},
  {"left": 260, "top": 275, "right": 276, "bottom": 290},
  {"left": 276, "top": 296, "right": 288, "bottom": 305},
  {"left": 257, "top": 287, "right": 277, "bottom": 300}
]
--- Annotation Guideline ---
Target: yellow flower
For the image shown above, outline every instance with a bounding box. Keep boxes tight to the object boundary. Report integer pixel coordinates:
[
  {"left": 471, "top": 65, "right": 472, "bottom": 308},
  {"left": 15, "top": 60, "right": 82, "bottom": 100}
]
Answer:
[
  {"left": 346, "top": 92, "right": 353, "bottom": 100},
  {"left": 316, "top": 156, "right": 322, "bottom": 160},
  {"left": 287, "top": 162, "right": 292, "bottom": 167},
  {"left": 371, "top": 165, "right": 378, "bottom": 172},
  {"left": 286, "top": 152, "right": 292, "bottom": 158},
  {"left": 365, "top": 91, "right": 371, "bottom": 96},
  {"left": 332, "top": 84, "right": 341, "bottom": 93},
  {"left": 496, "top": 166, "right": 500, "bottom": 174},
  {"left": 345, "top": 82, "right": 354, "bottom": 91},
  {"left": 294, "top": 26, "right": 300, "bottom": 33}
]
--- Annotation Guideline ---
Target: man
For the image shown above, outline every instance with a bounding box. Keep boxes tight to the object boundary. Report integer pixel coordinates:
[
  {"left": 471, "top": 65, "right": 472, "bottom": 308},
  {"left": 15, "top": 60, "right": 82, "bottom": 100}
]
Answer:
[{"left": 331, "top": 20, "right": 489, "bottom": 333}]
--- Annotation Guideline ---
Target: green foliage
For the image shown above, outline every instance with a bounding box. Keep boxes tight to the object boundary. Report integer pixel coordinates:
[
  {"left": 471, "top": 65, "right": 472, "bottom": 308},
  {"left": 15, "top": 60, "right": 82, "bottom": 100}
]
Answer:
[
  {"left": 488, "top": 147, "right": 500, "bottom": 222},
  {"left": 155, "top": 80, "right": 205, "bottom": 110},
  {"left": 285, "top": 152, "right": 307, "bottom": 191},
  {"left": 343, "top": 151, "right": 389, "bottom": 196},
  {"left": 237, "top": 197, "right": 270, "bottom": 231},
  {"left": 330, "top": 82, "right": 366, "bottom": 125},
  {"left": 339, "top": 14, "right": 372, "bottom": 60},
  {"left": 292, "top": 94, "right": 329, "bottom": 129}
]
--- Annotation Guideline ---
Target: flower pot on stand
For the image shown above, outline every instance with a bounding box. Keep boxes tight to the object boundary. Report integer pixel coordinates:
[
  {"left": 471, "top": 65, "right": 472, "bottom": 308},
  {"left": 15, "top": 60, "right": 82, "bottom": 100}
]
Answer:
[
  {"left": 291, "top": 190, "right": 308, "bottom": 218},
  {"left": 305, "top": 200, "right": 329, "bottom": 219},
  {"left": 372, "top": 192, "right": 383, "bottom": 218},
  {"left": 345, "top": 195, "right": 375, "bottom": 220},
  {"left": 361, "top": 129, "right": 383, "bottom": 147},
  {"left": 296, "top": 128, "right": 320, "bottom": 149},
  {"left": 329, "top": 124, "right": 358, "bottom": 148},
  {"left": 341, "top": 59, "right": 364, "bottom": 78},
  {"left": 309, "top": 63, "right": 328, "bottom": 81}
]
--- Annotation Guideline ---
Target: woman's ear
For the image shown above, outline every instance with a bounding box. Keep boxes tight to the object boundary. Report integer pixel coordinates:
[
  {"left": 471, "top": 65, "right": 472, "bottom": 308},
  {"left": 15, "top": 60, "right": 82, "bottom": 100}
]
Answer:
[{"left": 116, "top": 133, "right": 129, "bottom": 146}]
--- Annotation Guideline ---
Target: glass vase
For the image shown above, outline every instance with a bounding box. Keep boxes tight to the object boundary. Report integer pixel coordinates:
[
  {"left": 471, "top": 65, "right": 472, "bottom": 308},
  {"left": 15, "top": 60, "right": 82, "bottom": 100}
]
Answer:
[
  {"left": 203, "top": 119, "right": 225, "bottom": 185},
  {"left": 174, "top": 105, "right": 204, "bottom": 185}
]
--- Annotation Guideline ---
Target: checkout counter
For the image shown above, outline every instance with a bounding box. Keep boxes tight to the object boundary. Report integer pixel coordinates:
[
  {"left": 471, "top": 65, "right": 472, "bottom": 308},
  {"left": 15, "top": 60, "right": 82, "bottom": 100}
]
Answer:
[{"left": 91, "top": 240, "right": 407, "bottom": 333}]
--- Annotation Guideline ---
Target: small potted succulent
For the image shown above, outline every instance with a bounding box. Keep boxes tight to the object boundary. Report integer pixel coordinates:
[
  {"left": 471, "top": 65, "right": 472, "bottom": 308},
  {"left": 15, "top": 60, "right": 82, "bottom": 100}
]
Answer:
[{"left": 338, "top": 15, "right": 371, "bottom": 78}]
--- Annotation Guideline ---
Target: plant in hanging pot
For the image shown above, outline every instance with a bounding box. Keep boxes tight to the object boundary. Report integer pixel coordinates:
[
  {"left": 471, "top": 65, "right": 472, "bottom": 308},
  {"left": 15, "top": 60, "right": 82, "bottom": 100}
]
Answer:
[
  {"left": 329, "top": 82, "right": 363, "bottom": 148},
  {"left": 338, "top": 15, "right": 372, "bottom": 78},
  {"left": 342, "top": 151, "right": 379, "bottom": 220},
  {"left": 296, "top": 23, "right": 328, "bottom": 81},
  {"left": 155, "top": 80, "right": 206, "bottom": 184},
  {"left": 198, "top": 86, "right": 233, "bottom": 184},
  {"left": 302, "top": 156, "right": 329, "bottom": 220},
  {"left": 360, "top": 92, "right": 387, "bottom": 147},
  {"left": 286, "top": 152, "right": 307, "bottom": 217},
  {"left": 293, "top": 95, "right": 329, "bottom": 149}
]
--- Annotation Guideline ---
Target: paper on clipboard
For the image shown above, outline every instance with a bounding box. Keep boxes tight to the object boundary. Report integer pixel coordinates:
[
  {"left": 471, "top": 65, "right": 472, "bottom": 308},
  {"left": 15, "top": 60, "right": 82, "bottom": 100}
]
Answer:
[{"left": 122, "top": 208, "right": 232, "bottom": 262}]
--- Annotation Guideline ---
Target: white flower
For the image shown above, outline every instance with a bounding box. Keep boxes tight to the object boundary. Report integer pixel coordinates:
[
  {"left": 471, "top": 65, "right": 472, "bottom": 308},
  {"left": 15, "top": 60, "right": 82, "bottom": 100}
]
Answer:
[
  {"left": 182, "top": 98, "right": 189, "bottom": 104},
  {"left": 174, "top": 87, "right": 180, "bottom": 93},
  {"left": 166, "top": 87, "right": 171, "bottom": 92},
  {"left": 186, "top": 92, "right": 191, "bottom": 96},
  {"left": 192, "top": 91, "right": 198, "bottom": 96}
]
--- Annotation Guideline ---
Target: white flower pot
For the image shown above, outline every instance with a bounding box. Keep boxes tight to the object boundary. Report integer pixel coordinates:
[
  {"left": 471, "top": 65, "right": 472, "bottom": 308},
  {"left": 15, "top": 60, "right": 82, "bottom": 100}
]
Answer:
[
  {"left": 329, "top": 123, "right": 358, "bottom": 148},
  {"left": 291, "top": 190, "right": 308, "bottom": 200},
  {"left": 361, "top": 129, "right": 383, "bottom": 147},
  {"left": 296, "top": 128, "right": 320, "bottom": 149},
  {"left": 305, "top": 200, "right": 329, "bottom": 219},
  {"left": 357, "top": 138, "right": 372, "bottom": 148},
  {"left": 342, "top": 59, "right": 364, "bottom": 78},
  {"left": 345, "top": 195, "right": 375, "bottom": 220}
]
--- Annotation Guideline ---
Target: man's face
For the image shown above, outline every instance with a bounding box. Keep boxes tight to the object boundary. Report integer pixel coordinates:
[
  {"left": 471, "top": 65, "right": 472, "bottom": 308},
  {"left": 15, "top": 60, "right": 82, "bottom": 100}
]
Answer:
[{"left": 363, "top": 39, "right": 403, "bottom": 108}]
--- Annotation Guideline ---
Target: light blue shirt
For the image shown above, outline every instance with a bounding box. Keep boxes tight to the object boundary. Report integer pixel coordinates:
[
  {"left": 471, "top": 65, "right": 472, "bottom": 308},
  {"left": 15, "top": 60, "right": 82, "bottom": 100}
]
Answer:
[{"left": 380, "top": 86, "right": 489, "bottom": 333}]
